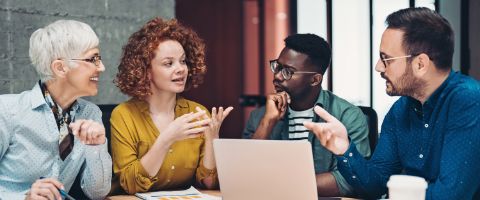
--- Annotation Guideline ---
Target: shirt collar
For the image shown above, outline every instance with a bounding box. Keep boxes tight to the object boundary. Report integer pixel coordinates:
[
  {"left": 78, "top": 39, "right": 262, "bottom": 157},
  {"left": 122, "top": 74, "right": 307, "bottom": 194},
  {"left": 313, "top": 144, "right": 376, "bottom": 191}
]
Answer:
[
  {"left": 30, "top": 81, "right": 48, "bottom": 110},
  {"left": 315, "top": 89, "right": 326, "bottom": 108},
  {"left": 408, "top": 70, "right": 455, "bottom": 112},
  {"left": 34, "top": 80, "right": 80, "bottom": 113},
  {"left": 424, "top": 70, "right": 455, "bottom": 108}
]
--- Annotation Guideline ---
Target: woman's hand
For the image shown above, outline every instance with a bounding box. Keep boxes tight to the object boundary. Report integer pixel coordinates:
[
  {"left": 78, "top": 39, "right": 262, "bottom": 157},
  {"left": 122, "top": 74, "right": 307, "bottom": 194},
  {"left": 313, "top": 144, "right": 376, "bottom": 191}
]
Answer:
[
  {"left": 197, "top": 106, "right": 234, "bottom": 140},
  {"left": 158, "top": 110, "right": 212, "bottom": 145},
  {"left": 25, "top": 178, "right": 64, "bottom": 200},
  {"left": 69, "top": 119, "right": 106, "bottom": 145}
]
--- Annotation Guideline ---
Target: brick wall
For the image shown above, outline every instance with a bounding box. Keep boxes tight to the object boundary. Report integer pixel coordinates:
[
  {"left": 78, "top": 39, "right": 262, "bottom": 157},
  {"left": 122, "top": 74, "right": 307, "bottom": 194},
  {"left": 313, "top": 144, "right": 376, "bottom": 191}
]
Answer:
[{"left": 0, "top": 0, "right": 175, "bottom": 104}]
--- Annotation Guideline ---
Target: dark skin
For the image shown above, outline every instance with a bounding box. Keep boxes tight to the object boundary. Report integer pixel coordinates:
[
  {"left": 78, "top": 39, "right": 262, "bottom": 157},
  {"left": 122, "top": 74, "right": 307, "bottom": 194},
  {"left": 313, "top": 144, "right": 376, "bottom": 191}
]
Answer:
[{"left": 251, "top": 47, "right": 340, "bottom": 196}]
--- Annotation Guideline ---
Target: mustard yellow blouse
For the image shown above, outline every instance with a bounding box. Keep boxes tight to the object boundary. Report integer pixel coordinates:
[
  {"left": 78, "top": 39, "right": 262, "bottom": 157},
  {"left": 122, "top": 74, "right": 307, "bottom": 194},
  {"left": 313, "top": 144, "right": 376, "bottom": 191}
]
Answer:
[{"left": 110, "top": 98, "right": 217, "bottom": 195}]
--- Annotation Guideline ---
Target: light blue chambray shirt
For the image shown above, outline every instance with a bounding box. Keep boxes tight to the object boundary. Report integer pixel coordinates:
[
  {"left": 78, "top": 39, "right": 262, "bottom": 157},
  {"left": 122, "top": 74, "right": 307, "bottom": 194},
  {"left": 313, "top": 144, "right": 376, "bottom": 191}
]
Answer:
[{"left": 0, "top": 83, "right": 112, "bottom": 200}]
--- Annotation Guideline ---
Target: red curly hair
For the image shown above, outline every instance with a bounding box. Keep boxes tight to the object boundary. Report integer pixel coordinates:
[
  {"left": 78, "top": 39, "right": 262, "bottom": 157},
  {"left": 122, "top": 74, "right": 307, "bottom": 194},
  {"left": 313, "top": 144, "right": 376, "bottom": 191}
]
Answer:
[{"left": 115, "top": 17, "right": 207, "bottom": 100}]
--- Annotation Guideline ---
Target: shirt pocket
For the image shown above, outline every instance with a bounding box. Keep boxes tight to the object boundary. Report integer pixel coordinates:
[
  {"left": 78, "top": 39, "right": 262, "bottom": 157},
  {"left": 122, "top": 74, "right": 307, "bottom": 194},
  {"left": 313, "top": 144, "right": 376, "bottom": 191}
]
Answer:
[
  {"left": 179, "top": 137, "right": 203, "bottom": 169},
  {"left": 136, "top": 140, "right": 152, "bottom": 159}
]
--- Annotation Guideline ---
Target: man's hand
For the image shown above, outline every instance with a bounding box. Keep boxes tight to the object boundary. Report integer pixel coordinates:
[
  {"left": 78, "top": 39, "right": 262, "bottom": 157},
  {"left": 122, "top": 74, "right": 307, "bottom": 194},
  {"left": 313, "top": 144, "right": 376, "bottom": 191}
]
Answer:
[
  {"left": 25, "top": 178, "right": 63, "bottom": 200},
  {"left": 303, "top": 106, "right": 350, "bottom": 155},
  {"left": 198, "top": 106, "right": 234, "bottom": 140},
  {"left": 264, "top": 91, "right": 291, "bottom": 122},
  {"left": 69, "top": 119, "right": 106, "bottom": 145},
  {"left": 251, "top": 92, "right": 290, "bottom": 139}
]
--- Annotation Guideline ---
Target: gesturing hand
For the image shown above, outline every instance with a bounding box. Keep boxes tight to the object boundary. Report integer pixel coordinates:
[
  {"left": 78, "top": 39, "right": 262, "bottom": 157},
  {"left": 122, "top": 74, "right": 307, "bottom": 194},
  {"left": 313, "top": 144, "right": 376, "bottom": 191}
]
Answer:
[
  {"left": 264, "top": 91, "right": 290, "bottom": 122},
  {"left": 196, "top": 106, "right": 234, "bottom": 140},
  {"left": 159, "top": 110, "right": 212, "bottom": 143},
  {"left": 25, "top": 178, "right": 64, "bottom": 200},
  {"left": 303, "top": 106, "right": 350, "bottom": 155},
  {"left": 69, "top": 119, "right": 106, "bottom": 145}
]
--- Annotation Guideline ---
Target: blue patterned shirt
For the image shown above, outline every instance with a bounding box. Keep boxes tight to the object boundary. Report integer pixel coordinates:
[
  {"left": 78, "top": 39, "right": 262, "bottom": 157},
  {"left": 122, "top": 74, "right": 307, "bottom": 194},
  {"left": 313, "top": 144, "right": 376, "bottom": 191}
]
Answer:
[
  {"left": 337, "top": 71, "right": 480, "bottom": 199},
  {"left": 0, "top": 83, "right": 112, "bottom": 200}
]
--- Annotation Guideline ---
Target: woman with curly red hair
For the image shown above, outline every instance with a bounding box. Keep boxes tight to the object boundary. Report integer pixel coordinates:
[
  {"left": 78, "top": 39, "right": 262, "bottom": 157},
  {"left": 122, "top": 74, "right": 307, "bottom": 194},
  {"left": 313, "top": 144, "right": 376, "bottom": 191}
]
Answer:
[{"left": 110, "top": 17, "right": 233, "bottom": 194}]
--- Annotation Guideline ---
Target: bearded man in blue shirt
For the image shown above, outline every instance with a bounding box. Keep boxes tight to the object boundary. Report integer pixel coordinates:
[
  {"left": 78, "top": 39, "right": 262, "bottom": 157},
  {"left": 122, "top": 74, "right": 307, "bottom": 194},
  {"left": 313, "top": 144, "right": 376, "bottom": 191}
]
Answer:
[
  {"left": 304, "top": 7, "right": 480, "bottom": 199},
  {"left": 0, "top": 20, "right": 112, "bottom": 200}
]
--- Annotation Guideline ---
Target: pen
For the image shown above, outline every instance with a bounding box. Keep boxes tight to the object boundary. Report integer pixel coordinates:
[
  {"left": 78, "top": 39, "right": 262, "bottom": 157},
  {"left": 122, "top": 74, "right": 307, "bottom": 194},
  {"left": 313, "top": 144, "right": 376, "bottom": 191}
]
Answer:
[
  {"left": 59, "top": 188, "right": 76, "bottom": 200},
  {"left": 39, "top": 177, "right": 76, "bottom": 200}
]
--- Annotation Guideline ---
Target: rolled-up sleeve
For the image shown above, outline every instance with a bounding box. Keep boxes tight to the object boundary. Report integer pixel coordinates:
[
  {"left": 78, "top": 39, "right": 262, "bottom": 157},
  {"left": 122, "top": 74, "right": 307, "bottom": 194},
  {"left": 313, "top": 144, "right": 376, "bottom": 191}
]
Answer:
[
  {"left": 195, "top": 154, "right": 218, "bottom": 188},
  {"left": 81, "top": 142, "right": 112, "bottom": 199}
]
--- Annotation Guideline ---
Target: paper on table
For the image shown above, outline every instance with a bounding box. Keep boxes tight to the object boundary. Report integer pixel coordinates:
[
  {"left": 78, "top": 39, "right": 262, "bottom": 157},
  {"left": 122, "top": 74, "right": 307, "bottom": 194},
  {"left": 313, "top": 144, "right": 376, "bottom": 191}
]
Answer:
[{"left": 135, "top": 186, "right": 221, "bottom": 200}]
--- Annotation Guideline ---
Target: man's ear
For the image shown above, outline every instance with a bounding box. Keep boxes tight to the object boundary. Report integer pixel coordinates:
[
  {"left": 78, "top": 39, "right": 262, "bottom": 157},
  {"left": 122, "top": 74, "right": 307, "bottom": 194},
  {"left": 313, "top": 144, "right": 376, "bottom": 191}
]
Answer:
[
  {"left": 311, "top": 74, "right": 323, "bottom": 86},
  {"left": 50, "top": 60, "right": 68, "bottom": 78},
  {"left": 413, "top": 53, "right": 431, "bottom": 77}
]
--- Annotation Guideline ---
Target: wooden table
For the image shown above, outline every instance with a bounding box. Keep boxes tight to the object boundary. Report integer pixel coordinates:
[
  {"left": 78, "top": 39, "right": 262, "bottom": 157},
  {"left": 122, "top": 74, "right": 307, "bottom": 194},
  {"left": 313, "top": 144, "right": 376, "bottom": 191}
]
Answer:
[
  {"left": 106, "top": 192, "right": 359, "bottom": 200},
  {"left": 106, "top": 190, "right": 221, "bottom": 200}
]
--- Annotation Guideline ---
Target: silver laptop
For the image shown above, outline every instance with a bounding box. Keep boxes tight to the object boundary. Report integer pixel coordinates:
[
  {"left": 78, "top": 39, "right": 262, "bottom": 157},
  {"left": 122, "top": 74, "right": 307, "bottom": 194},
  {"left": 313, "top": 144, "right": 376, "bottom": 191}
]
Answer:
[{"left": 213, "top": 139, "right": 318, "bottom": 200}]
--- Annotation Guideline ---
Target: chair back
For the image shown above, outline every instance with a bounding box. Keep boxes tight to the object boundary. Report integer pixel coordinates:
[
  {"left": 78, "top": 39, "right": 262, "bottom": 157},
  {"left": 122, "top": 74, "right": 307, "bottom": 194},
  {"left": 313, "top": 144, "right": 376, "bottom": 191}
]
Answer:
[
  {"left": 358, "top": 106, "right": 379, "bottom": 153},
  {"left": 98, "top": 104, "right": 117, "bottom": 154}
]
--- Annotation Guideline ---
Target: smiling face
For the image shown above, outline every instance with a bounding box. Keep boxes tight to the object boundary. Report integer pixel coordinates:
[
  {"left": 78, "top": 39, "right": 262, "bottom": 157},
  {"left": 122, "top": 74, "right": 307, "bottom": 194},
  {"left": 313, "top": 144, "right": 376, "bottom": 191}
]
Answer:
[
  {"left": 65, "top": 47, "right": 105, "bottom": 97},
  {"left": 375, "top": 29, "right": 424, "bottom": 97},
  {"left": 149, "top": 40, "right": 188, "bottom": 95}
]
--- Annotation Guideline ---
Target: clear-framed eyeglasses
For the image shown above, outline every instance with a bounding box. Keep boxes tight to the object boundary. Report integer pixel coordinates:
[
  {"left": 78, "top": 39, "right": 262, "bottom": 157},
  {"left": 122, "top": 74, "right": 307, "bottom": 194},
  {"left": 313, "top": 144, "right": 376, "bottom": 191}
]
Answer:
[
  {"left": 380, "top": 53, "right": 419, "bottom": 67},
  {"left": 270, "top": 59, "right": 317, "bottom": 80}
]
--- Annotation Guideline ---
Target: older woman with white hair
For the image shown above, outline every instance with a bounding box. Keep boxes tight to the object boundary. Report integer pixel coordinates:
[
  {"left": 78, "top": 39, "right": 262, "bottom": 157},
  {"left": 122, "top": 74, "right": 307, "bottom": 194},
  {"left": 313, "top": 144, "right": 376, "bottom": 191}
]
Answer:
[{"left": 0, "top": 20, "right": 112, "bottom": 200}]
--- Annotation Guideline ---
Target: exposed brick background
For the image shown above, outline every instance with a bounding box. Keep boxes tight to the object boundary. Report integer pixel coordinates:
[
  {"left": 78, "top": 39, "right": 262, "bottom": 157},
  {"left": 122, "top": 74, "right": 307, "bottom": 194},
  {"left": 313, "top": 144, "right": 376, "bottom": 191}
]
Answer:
[{"left": 0, "top": 0, "right": 175, "bottom": 104}]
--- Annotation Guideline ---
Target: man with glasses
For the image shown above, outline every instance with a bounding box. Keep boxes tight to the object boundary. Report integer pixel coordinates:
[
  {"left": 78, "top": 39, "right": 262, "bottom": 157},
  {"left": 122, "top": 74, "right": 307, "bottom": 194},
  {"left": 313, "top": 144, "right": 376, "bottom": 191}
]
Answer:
[
  {"left": 0, "top": 20, "right": 112, "bottom": 199},
  {"left": 243, "top": 33, "right": 371, "bottom": 197},
  {"left": 304, "top": 7, "right": 480, "bottom": 199}
]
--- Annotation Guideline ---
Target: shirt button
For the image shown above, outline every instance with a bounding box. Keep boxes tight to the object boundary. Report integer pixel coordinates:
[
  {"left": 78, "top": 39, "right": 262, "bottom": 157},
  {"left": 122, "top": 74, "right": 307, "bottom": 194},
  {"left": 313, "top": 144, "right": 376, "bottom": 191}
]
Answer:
[
  {"left": 343, "top": 159, "right": 348, "bottom": 163},
  {"left": 348, "top": 152, "right": 353, "bottom": 157},
  {"left": 419, "top": 154, "right": 424, "bottom": 159},
  {"left": 424, "top": 124, "right": 429, "bottom": 128},
  {"left": 171, "top": 165, "right": 175, "bottom": 170},
  {"left": 352, "top": 175, "right": 356, "bottom": 179},
  {"left": 169, "top": 149, "right": 173, "bottom": 153}
]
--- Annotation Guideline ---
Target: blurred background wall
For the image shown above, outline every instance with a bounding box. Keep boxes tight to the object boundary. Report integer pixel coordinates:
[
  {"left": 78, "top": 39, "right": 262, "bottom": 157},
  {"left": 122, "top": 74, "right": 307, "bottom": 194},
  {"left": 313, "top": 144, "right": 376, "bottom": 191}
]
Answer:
[
  {"left": 0, "top": 0, "right": 175, "bottom": 104},
  {"left": 1, "top": 0, "right": 479, "bottom": 138}
]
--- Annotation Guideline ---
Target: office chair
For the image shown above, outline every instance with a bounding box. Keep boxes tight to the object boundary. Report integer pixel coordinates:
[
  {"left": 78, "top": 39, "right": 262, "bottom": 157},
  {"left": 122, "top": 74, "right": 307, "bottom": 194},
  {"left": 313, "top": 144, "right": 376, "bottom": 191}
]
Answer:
[{"left": 357, "top": 106, "right": 379, "bottom": 154}]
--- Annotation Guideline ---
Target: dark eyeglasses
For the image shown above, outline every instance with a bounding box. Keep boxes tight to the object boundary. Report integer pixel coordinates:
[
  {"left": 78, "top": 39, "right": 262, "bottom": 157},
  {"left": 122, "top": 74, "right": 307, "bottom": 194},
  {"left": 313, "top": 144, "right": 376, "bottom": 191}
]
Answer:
[
  {"left": 270, "top": 59, "right": 317, "bottom": 80},
  {"left": 69, "top": 55, "right": 102, "bottom": 66}
]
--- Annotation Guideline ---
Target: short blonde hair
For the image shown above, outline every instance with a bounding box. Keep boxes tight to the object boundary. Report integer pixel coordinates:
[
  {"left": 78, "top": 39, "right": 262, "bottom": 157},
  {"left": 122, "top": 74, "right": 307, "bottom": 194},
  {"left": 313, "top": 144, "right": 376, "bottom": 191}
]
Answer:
[{"left": 29, "top": 20, "right": 99, "bottom": 81}]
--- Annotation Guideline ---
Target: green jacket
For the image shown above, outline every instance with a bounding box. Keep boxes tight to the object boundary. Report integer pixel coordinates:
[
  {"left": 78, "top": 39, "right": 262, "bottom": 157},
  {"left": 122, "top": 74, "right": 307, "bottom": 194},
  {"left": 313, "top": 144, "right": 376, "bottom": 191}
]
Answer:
[{"left": 242, "top": 89, "right": 371, "bottom": 196}]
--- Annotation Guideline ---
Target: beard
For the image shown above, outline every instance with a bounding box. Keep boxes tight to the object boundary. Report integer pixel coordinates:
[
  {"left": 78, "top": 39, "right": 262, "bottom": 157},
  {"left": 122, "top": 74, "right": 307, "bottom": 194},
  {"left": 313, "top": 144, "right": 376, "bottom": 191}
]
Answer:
[{"left": 384, "top": 64, "right": 426, "bottom": 97}]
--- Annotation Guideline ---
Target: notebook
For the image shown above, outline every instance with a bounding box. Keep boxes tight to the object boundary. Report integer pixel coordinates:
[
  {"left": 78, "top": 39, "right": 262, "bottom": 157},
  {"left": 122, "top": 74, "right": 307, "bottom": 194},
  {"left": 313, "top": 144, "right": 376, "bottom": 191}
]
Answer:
[
  {"left": 135, "top": 186, "right": 220, "bottom": 200},
  {"left": 213, "top": 139, "right": 318, "bottom": 200}
]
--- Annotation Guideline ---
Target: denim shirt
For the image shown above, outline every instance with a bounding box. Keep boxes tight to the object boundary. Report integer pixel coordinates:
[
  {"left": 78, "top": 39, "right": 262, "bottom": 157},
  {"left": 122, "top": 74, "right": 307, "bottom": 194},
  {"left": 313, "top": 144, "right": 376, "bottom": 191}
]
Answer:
[
  {"left": 337, "top": 71, "right": 480, "bottom": 199},
  {"left": 0, "top": 83, "right": 112, "bottom": 200},
  {"left": 243, "top": 89, "right": 371, "bottom": 196}
]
